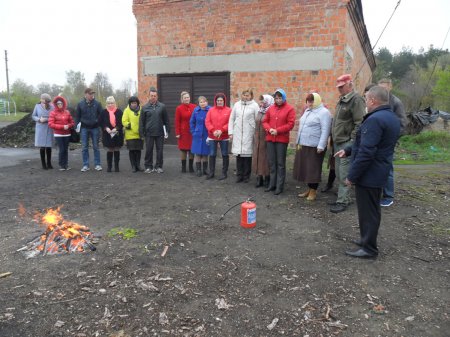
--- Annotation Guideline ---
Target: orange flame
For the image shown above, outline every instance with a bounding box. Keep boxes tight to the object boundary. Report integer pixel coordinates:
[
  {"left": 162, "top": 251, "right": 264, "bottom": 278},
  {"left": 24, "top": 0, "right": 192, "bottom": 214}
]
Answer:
[{"left": 20, "top": 204, "right": 94, "bottom": 254}]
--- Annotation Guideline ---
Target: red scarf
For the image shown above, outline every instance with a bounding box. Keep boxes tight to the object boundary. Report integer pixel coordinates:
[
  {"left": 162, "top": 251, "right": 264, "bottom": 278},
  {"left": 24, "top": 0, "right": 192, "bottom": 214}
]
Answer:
[{"left": 107, "top": 106, "right": 117, "bottom": 127}]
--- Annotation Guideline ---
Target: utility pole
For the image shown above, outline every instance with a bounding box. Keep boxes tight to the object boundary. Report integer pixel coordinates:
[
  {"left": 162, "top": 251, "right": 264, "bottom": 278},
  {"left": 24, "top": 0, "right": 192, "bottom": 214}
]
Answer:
[{"left": 4, "top": 50, "right": 11, "bottom": 115}]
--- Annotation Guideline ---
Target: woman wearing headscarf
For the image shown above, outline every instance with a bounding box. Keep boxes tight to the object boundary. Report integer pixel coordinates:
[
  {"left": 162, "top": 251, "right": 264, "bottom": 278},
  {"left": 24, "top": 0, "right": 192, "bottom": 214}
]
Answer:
[
  {"left": 252, "top": 94, "right": 274, "bottom": 188},
  {"left": 175, "top": 91, "right": 196, "bottom": 173},
  {"left": 190, "top": 96, "right": 210, "bottom": 176},
  {"left": 122, "top": 96, "right": 143, "bottom": 172},
  {"left": 205, "top": 93, "right": 232, "bottom": 180},
  {"left": 99, "top": 96, "right": 124, "bottom": 172},
  {"left": 228, "top": 89, "right": 260, "bottom": 183},
  {"left": 262, "top": 89, "right": 296, "bottom": 195},
  {"left": 48, "top": 96, "right": 74, "bottom": 171},
  {"left": 32, "top": 93, "right": 54, "bottom": 169},
  {"left": 294, "top": 93, "right": 332, "bottom": 201}
]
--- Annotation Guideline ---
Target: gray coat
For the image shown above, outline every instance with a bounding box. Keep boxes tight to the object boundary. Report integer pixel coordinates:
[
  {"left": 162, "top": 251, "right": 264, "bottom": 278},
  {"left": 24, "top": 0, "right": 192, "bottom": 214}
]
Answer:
[
  {"left": 390, "top": 93, "right": 407, "bottom": 135},
  {"left": 32, "top": 103, "right": 54, "bottom": 147}
]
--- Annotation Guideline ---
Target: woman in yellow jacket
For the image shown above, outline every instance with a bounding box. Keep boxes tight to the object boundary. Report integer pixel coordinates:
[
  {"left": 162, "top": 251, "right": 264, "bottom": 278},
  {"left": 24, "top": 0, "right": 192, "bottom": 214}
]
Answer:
[{"left": 122, "top": 96, "right": 143, "bottom": 172}]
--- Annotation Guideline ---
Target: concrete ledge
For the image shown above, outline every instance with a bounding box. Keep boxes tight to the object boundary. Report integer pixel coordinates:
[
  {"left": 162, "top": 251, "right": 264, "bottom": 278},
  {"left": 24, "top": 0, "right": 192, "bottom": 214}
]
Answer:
[{"left": 143, "top": 48, "right": 334, "bottom": 75}]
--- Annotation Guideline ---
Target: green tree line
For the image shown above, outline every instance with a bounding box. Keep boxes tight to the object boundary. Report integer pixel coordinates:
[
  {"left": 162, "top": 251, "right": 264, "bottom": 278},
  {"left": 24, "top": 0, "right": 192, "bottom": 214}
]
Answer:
[
  {"left": 0, "top": 71, "right": 136, "bottom": 113},
  {"left": 372, "top": 45, "right": 450, "bottom": 112}
]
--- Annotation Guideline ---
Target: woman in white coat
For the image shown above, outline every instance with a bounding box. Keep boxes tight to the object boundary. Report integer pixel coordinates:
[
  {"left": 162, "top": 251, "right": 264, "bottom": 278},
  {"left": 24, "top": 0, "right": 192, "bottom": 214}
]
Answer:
[{"left": 228, "top": 89, "right": 260, "bottom": 183}]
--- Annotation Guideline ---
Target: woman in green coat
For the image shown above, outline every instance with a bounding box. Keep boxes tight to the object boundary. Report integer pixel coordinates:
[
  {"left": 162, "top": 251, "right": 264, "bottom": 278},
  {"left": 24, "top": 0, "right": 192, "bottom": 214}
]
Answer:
[{"left": 122, "top": 96, "right": 143, "bottom": 172}]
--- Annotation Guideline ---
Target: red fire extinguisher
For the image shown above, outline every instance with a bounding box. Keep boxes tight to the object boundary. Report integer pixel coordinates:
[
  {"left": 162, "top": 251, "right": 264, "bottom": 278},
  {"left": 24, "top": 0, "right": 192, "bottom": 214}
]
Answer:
[
  {"left": 219, "top": 197, "right": 256, "bottom": 229},
  {"left": 240, "top": 200, "right": 256, "bottom": 228}
]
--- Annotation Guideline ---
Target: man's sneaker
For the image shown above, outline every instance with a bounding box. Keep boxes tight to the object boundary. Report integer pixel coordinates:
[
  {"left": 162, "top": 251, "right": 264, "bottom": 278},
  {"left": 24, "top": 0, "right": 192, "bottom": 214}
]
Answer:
[
  {"left": 81, "top": 166, "right": 89, "bottom": 172},
  {"left": 59, "top": 167, "right": 66, "bottom": 171},
  {"left": 65, "top": 167, "right": 71, "bottom": 171},
  {"left": 156, "top": 168, "right": 164, "bottom": 173},
  {"left": 380, "top": 199, "right": 393, "bottom": 207},
  {"left": 94, "top": 165, "right": 103, "bottom": 171},
  {"left": 144, "top": 168, "right": 152, "bottom": 173}
]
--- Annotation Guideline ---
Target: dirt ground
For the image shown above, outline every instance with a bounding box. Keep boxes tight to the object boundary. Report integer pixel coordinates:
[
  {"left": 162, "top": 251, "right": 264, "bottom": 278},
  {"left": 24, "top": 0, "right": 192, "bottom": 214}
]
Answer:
[{"left": 0, "top": 145, "right": 449, "bottom": 337}]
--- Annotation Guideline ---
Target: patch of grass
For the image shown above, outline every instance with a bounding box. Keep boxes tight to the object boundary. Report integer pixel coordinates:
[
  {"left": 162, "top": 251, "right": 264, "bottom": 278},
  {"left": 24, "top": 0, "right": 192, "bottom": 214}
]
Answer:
[
  {"left": 0, "top": 112, "right": 29, "bottom": 123},
  {"left": 107, "top": 227, "right": 138, "bottom": 240},
  {"left": 394, "top": 131, "right": 450, "bottom": 164}
]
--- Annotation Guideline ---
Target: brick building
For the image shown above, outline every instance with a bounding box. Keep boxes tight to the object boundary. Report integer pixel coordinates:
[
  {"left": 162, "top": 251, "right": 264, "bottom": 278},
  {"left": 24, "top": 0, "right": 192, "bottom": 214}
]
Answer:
[{"left": 132, "top": 0, "right": 375, "bottom": 144}]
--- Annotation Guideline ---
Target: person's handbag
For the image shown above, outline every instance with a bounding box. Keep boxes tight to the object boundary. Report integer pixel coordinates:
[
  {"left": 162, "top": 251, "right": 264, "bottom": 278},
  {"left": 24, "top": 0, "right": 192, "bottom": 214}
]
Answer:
[{"left": 69, "top": 128, "right": 80, "bottom": 143}]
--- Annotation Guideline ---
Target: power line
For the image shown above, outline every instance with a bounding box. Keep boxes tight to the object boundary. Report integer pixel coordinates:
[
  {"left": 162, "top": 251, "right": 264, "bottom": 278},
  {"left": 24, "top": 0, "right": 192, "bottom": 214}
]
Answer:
[{"left": 356, "top": 0, "right": 401, "bottom": 80}]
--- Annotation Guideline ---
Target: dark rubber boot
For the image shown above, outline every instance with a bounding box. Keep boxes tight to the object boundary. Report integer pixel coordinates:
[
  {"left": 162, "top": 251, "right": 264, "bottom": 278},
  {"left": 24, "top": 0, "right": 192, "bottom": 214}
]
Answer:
[
  {"left": 181, "top": 159, "right": 187, "bottom": 173},
  {"left": 206, "top": 157, "right": 216, "bottom": 179},
  {"left": 130, "top": 151, "right": 137, "bottom": 172},
  {"left": 46, "top": 148, "right": 53, "bottom": 169},
  {"left": 196, "top": 162, "right": 202, "bottom": 177},
  {"left": 188, "top": 159, "right": 194, "bottom": 173},
  {"left": 136, "top": 151, "right": 143, "bottom": 171},
  {"left": 202, "top": 161, "right": 208, "bottom": 175},
  {"left": 40, "top": 148, "right": 47, "bottom": 169},
  {"left": 218, "top": 155, "right": 229, "bottom": 180},
  {"left": 107, "top": 152, "right": 113, "bottom": 172},
  {"left": 114, "top": 151, "right": 120, "bottom": 172},
  {"left": 255, "top": 175, "right": 263, "bottom": 187}
]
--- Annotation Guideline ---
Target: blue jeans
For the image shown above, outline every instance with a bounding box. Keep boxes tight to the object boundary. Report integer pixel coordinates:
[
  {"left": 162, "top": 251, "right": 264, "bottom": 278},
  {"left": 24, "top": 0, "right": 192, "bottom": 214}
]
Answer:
[
  {"left": 383, "top": 163, "right": 394, "bottom": 201},
  {"left": 55, "top": 136, "right": 70, "bottom": 169},
  {"left": 81, "top": 127, "right": 101, "bottom": 167},
  {"left": 209, "top": 140, "right": 228, "bottom": 157}
]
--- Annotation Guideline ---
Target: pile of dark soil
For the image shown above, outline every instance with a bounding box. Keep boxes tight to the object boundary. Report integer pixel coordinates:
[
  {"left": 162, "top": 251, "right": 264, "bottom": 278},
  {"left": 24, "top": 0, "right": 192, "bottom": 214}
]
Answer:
[{"left": 0, "top": 113, "right": 35, "bottom": 148}]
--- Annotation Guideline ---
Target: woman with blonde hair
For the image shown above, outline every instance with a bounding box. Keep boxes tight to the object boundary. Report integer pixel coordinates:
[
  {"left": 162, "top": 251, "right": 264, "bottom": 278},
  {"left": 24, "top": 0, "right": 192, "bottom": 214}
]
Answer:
[
  {"left": 32, "top": 93, "right": 54, "bottom": 169},
  {"left": 229, "top": 89, "right": 259, "bottom": 183},
  {"left": 175, "top": 91, "right": 196, "bottom": 173},
  {"left": 99, "top": 96, "right": 124, "bottom": 172}
]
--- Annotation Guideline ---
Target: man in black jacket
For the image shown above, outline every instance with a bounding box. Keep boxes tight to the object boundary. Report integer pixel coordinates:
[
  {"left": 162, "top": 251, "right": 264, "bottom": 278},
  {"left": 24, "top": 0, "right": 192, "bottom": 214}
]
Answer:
[
  {"left": 335, "top": 86, "right": 400, "bottom": 258},
  {"left": 140, "top": 87, "right": 170, "bottom": 173},
  {"left": 76, "top": 88, "right": 103, "bottom": 172},
  {"left": 378, "top": 78, "right": 407, "bottom": 207}
]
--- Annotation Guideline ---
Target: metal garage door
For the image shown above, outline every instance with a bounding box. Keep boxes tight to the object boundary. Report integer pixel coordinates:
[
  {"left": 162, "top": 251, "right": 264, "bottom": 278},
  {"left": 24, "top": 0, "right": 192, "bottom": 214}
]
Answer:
[{"left": 158, "top": 73, "right": 230, "bottom": 144}]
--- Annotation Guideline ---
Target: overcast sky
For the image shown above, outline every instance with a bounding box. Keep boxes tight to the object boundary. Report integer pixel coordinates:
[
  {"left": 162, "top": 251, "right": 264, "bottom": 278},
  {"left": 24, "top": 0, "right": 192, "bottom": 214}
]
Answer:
[{"left": 0, "top": 0, "right": 449, "bottom": 92}]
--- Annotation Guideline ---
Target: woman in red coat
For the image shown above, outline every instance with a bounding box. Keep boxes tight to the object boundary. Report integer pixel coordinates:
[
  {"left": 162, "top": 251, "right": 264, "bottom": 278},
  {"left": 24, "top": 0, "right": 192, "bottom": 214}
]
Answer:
[
  {"left": 175, "top": 91, "right": 196, "bottom": 173},
  {"left": 262, "top": 89, "right": 296, "bottom": 195},
  {"left": 205, "top": 93, "right": 232, "bottom": 180},
  {"left": 48, "top": 96, "right": 75, "bottom": 171}
]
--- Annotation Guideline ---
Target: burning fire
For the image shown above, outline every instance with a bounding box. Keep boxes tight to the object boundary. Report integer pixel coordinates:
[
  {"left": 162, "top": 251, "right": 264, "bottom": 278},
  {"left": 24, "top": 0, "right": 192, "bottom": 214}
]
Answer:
[{"left": 18, "top": 204, "right": 96, "bottom": 256}]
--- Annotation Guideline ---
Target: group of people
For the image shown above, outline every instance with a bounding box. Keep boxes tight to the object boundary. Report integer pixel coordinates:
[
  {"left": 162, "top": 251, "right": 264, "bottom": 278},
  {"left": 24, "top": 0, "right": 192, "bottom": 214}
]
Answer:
[{"left": 33, "top": 74, "right": 404, "bottom": 259}]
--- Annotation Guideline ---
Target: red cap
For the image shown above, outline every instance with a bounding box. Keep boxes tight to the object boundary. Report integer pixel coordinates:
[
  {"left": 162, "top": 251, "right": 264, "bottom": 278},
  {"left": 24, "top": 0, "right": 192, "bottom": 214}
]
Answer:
[{"left": 336, "top": 74, "right": 352, "bottom": 87}]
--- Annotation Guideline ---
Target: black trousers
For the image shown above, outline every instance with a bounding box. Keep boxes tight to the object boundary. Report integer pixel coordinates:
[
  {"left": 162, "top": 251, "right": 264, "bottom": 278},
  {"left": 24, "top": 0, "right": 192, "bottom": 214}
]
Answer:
[
  {"left": 266, "top": 142, "right": 288, "bottom": 191},
  {"left": 355, "top": 184, "right": 382, "bottom": 255},
  {"left": 144, "top": 135, "right": 164, "bottom": 169},
  {"left": 236, "top": 156, "right": 252, "bottom": 180}
]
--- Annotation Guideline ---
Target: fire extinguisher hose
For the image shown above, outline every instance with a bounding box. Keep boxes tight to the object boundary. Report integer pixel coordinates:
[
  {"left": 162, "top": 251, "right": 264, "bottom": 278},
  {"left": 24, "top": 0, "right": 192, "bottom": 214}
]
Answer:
[{"left": 219, "top": 196, "right": 255, "bottom": 221}]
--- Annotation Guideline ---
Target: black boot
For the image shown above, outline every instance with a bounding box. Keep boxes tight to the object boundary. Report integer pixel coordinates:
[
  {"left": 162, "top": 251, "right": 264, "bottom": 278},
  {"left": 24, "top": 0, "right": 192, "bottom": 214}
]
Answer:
[
  {"left": 264, "top": 175, "right": 270, "bottom": 188},
  {"left": 181, "top": 159, "right": 187, "bottom": 173},
  {"left": 46, "top": 148, "right": 53, "bottom": 169},
  {"left": 243, "top": 157, "right": 252, "bottom": 183},
  {"left": 114, "top": 151, "right": 120, "bottom": 172},
  {"left": 188, "top": 158, "right": 195, "bottom": 173},
  {"left": 107, "top": 152, "right": 113, "bottom": 172},
  {"left": 236, "top": 156, "right": 244, "bottom": 183},
  {"left": 202, "top": 161, "right": 208, "bottom": 175},
  {"left": 218, "top": 155, "right": 229, "bottom": 180},
  {"left": 130, "top": 151, "right": 137, "bottom": 172},
  {"left": 321, "top": 169, "right": 336, "bottom": 192},
  {"left": 40, "top": 148, "right": 47, "bottom": 169},
  {"left": 136, "top": 151, "right": 143, "bottom": 171},
  {"left": 206, "top": 157, "right": 216, "bottom": 179},
  {"left": 196, "top": 162, "right": 202, "bottom": 177},
  {"left": 255, "top": 175, "right": 263, "bottom": 187}
]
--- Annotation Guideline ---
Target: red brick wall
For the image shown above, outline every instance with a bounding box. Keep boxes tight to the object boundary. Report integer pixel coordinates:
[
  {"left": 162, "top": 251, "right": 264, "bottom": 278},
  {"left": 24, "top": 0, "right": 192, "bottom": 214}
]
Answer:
[{"left": 133, "top": 0, "right": 373, "bottom": 144}]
